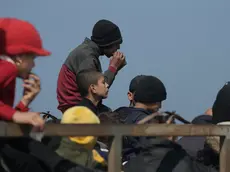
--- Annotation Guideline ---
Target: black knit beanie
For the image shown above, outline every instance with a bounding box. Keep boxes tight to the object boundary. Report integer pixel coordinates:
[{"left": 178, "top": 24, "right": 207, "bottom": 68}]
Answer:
[
  {"left": 91, "top": 19, "right": 122, "bottom": 47},
  {"left": 129, "top": 75, "right": 146, "bottom": 93},
  {"left": 134, "top": 75, "right": 167, "bottom": 103},
  {"left": 212, "top": 82, "right": 230, "bottom": 124}
]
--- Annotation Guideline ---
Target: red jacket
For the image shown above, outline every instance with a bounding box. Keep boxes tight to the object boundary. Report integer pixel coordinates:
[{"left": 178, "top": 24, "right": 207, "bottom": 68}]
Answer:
[
  {"left": 57, "top": 38, "right": 116, "bottom": 113},
  {"left": 0, "top": 59, "right": 29, "bottom": 120}
]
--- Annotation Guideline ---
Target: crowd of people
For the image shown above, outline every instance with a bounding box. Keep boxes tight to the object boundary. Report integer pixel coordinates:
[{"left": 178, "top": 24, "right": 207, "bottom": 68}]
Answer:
[{"left": 0, "top": 17, "right": 229, "bottom": 172}]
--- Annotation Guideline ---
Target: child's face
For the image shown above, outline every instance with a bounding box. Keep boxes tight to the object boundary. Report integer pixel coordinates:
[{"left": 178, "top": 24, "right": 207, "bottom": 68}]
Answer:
[
  {"left": 93, "top": 76, "right": 109, "bottom": 98},
  {"left": 103, "top": 44, "right": 120, "bottom": 57},
  {"left": 15, "top": 54, "right": 36, "bottom": 79}
]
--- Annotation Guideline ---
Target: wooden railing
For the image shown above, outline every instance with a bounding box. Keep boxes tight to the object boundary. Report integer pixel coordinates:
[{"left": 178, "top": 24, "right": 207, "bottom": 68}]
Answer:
[{"left": 0, "top": 122, "right": 229, "bottom": 172}]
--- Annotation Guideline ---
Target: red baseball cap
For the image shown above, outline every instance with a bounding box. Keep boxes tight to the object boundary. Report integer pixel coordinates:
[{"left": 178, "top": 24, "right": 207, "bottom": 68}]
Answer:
[{"left": 0, "top": 18, "right": 51, "bottom": 56}]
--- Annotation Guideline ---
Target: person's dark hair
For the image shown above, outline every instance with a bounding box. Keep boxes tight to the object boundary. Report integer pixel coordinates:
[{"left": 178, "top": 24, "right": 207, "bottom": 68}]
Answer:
[{"left": 76, "top": 69, "right": 104, "bottom": 97}]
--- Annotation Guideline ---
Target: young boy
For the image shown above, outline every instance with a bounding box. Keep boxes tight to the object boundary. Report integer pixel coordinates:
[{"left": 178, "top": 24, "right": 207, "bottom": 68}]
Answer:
[
  {"left": 115, "top": 75, "right": 167, "bottom": 123},
  {"left": 57, "top": 19, "right": 126, "bottom": 113},
  {"left": 41, "top": 70, "right": 109, "bottom": 151},
  {"left": 114, "top": 75, "right": 167, "bottom": 161},
  {"left": 0, "top": 17, "right": 49, "bottom": 128},
  {"left": 127, "top": 75, "right": 146, "bottom": 107},
  {"left": 0, "top": 18, "right": 103, "bottom": 172},
  {"left": 76, "top": 70, "right": 109, "bottom": 115},
  {"left": 56, "top": 70, "right": 109, "bottom": 169}
]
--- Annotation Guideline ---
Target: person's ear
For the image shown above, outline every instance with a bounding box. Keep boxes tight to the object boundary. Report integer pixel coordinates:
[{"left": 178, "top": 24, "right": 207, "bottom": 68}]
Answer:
[
  {"left": 127, "top": 91, "right": 133, "bottom": 101},
  {"left": 89, "top": 84, "right": 97, "bottom": 94},
  {"left": 205, "top": 108, "right": 213, "bottom": 116},
  {"left": 14, "top": 56, "right": 23, "bottom": 66}
]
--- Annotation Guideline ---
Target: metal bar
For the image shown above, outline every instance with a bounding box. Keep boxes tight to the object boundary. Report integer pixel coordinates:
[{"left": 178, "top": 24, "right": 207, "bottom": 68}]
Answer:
[
  {"left": 220, "top": 135, "right": 230, "bottom": 172},
  {"left": 1, "top": 121, "right": 230, "bottom": 171},
  {"left": 108, "top": 135, "right": 122, "bottom": 172},
  {"left": 2, "top": 122, "right": 230, "bottom": 137}
]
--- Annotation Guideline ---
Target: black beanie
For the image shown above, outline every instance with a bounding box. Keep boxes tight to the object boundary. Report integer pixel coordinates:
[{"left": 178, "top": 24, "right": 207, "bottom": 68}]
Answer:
[
  {"left": 134, "top": 75, "right": 167, "bottom": 103},
  {"left": 91, "top": 19, "right": 122, "bottom": 47},
  {"left": 212, "top": 82, "right": 230, "bottom": 124},
  {"left": 129, "top": 75, "right": 146, "bottom": 93}
]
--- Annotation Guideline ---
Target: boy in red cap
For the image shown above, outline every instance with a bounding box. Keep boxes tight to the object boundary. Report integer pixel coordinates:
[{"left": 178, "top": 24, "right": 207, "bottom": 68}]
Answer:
[
  {"left": 0, "top": 18, "right": 105, "bottom": 172},
  {"left": 0, "top": 17, "right": 51, "bottom": 128}
]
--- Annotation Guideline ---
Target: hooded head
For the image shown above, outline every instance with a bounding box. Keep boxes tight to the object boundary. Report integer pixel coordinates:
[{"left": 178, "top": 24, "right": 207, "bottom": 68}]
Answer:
[{"left": 212, "top": 82, "right": 230, "bottom": 124}]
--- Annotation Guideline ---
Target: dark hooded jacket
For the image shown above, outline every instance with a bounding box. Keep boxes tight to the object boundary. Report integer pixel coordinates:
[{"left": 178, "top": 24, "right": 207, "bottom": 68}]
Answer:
[
  {"left": 114, "top": 107, "right": 152, "bottom": 161},
  {"left": 124, "top": 138, "right": 218, "bottom": 172},
  {"left": 0, "top": 137, "right": 104, "bottom": 172},
  {"left": 177, "top": 115, "right": 212, "bottom": 158}
]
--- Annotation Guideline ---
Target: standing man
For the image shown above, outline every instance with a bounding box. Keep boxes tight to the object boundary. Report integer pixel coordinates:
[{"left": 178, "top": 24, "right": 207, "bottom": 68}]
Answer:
[{"left": 57, "top": 19, "right": 126, "bottom": 113}]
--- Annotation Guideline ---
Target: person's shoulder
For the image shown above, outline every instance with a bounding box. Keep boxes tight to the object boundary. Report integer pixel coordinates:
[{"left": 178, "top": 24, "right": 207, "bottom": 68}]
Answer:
[
  {"left": 0, "top": 60, "right": 17, "bottom": 72},
  {"left": 67, "top": 40, "right": 97, "bottom": 61},
  {"left": 176, "top": 155, "right": 218, "bottom": 172},
  {"left": 0, "top": 60, "right": 17, "bottom": 85}
]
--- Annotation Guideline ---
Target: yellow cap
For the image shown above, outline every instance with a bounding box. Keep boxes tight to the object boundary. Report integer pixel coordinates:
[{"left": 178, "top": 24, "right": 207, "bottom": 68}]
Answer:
[{"left": 62, "top": 106, "right": 100, "bottom": 145}]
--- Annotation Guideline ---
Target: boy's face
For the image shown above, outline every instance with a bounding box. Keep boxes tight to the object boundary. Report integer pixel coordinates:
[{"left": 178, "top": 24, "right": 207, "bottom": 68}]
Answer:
[
  {"left": 92, "top": 76, "right": 109, "bottom": 98},
  {"left": 15, "top": 54, "right": 36, "bottom": 79},
  {"left": 103, "top": 44, "right": 120, "bottom": 58}
]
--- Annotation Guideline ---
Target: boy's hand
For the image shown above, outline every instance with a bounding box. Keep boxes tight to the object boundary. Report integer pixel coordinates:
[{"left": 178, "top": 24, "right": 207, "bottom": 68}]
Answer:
[
  {"left": 21, "top": 73, "right": 41, "bottom": 106},
  {"left": 117, "top": 55, "right": 127, "bottom": 71},
  {"left": 109, "top": 51, "right": 126, "bottom": 71},
  {"left": 12, "top": 111, "right": 44, "bottom": 130}
]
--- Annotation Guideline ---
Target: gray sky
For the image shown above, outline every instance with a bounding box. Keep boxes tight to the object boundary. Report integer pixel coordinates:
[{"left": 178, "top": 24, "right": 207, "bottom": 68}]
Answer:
[{"left": 1, "top": 0, "right": 230, "bottom": 120}]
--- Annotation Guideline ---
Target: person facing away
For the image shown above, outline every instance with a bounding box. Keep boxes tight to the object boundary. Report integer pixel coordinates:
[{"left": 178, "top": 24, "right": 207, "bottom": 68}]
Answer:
[
  {"left": 0, "top": 17, "right": 48, "bottom": 129},
  {"left": 177, "top": 108, "right": 213, "bottom": 159},
  {"left": 115, "top": 75, "right": 167, "bottom": 124},
  {"left": 123, "top": 114, "right": 218, "bottom": 172},
  {"left": 57, "top": 19, "right": 126, "bottom": 113},
  {"left": 127, "top": 75, "right": 146, "bottom": 107},
  {"left": 196, "top": 82, "right": 230, "bottom": 170},
  {"left": 113, "top": 75, "right": 167, "bottom": 161},
  {"left": 75, "top": 70, "right": 109, "bottom": 115}
]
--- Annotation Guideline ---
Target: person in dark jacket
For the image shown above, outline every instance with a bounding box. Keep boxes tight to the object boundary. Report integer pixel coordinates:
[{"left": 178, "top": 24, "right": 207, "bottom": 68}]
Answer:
[
  {"left": 127, "top": 75, "right": 146, "bottom": 107},
  {"left": 57, "top": 19, "right": 126, "bottom": 113},
  {"left": 114, "top": 75, "right": 167, "bottom": 161},
  {"left": 1, "top": 137, "right": 105, "bottom": 172},
  {"left": 115, "top": 75, "right": 167, "bottom": 124},
  {"left": 177, "top": 110, "right": 213, "bottom": 159},
  {"left": 196, "top": 82, "right": 230, "bottom": 170},
  {"left": 123, "top": 137, "right": 218, "bottom": 172}
]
